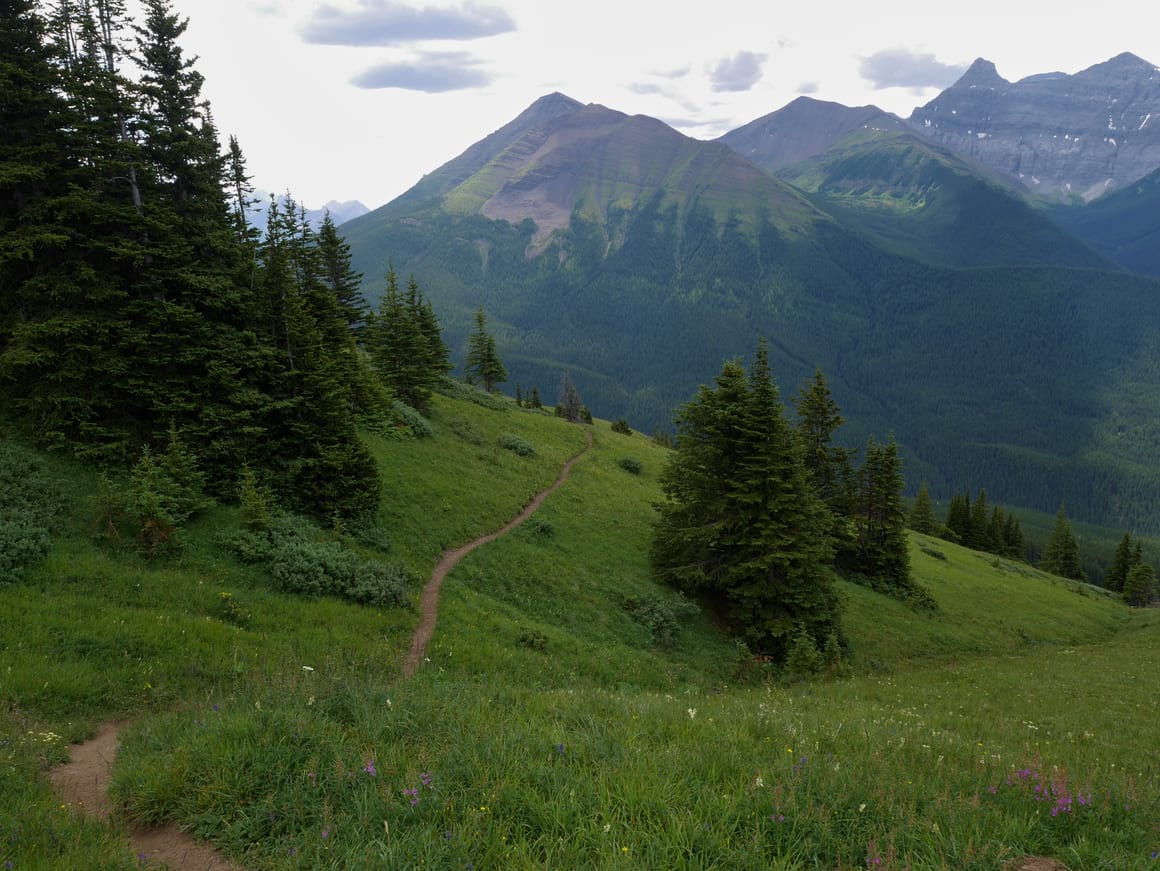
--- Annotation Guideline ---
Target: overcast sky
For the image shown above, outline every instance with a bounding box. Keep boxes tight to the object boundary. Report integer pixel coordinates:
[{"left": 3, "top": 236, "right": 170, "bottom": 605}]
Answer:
[{"left": 168, "top": 0, "right": 1154, "bottom": 210}]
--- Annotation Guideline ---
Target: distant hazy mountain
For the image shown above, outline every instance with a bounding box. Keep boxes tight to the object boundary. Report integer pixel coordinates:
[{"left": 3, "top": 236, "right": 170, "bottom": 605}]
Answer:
[
  {"left": 339, "top": 92, "right": 1160, "bottom": 533},
  {"left": 246, "top": 195, "right": 370, "bottom": 231},
  {"left": 909, "top": 53, "right": 1160, "bottom": 201},
  {"left": 717, "top": 96, "right": 908, "bottom": 174}
]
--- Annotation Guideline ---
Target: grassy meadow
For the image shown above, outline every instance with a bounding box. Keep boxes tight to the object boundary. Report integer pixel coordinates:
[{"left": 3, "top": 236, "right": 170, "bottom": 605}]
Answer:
[{"left": 1, "top": 389, "right": 1158, "bottom": 869}]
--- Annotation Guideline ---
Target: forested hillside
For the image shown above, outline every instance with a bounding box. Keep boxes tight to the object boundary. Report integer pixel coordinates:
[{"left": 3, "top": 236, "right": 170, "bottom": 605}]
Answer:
[
  {"left": 0, "top": 0, "right": 391, "bottom": 520},
  {"left": 342, "top": 169, "right": 1160, "bottom": 533}
]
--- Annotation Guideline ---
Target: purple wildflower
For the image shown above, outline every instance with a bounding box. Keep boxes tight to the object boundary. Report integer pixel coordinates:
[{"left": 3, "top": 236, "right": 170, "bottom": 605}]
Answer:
[
  {"left": 420, "top": 771, "right": 433, "bottom": 788},
  {"left": 363, "top": 759, "right": 377, "bottom": 777},
  {"left": 321, "top": 827, "right": 330, "bottom": 840},
  {"left": 404, "top": 787, "right": 420, "bottom": 807}
]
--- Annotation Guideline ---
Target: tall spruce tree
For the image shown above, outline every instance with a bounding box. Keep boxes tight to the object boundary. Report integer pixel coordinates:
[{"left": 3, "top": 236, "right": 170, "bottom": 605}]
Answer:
[
  {"left": 464, "top": 307, "right": 506, "bottom": 392},
  {"left": 908, "top": 482, "right": 938, "bottom": 534},
  {"left": 1038, "top": 504, "right": 1087, "bottom": 582},
  {"left": 794, "top": 368, "right": 853, "bottom": 516},
  {"left": 1105, "top": 532, "right": 1135, "bottom": 592},
  {"left": 848, "top": 435, "right": 910, "bottom": 588},
  {"left": 1122, "top": 563, "right": 1156, "bottom": 606},
  {"left": 653, "top": 340, "right": 841, "bottom": 660},
  {"left": 316, "top": 212, "right": 366, "bottom": 333},
  {"left": 556, "top": 371, "right": 584, "bottom": 423}
]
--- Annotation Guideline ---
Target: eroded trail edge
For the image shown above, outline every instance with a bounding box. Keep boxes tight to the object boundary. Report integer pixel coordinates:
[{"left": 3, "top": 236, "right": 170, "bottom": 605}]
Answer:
[
  {"left": 402, "top": 427, "right": 594, "bottom": 678},
  {"left": 51, "top": 721, "right": 244, "bottom": 870}
]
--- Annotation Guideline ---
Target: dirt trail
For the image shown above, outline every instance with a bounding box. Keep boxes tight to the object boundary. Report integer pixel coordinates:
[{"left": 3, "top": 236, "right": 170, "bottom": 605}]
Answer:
[
  {"left": 51, "top": 721, "right": 244, "bottom": 870},
  {"left": 403, "top": 427, "right": 593, "bottom": 678},
  {"left": 50, "top": 427, "right": 593, "bottom": 867}
]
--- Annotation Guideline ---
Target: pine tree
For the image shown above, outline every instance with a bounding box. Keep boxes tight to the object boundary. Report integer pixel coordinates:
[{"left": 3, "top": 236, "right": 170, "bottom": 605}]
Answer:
[
  {"left": 967, "top": 488, "right": 989, "bottom": 551},
  {"left": 556, "top": 371, "right": 584, "bottom": 423},
  {"left": 529, "top": 386, "right": 542, "bottom": 409},
  {"left": 908, "top": 481, "right": 938, "bottom": 534},
  {"left": 653, "top": 341, "right": 841, "bottom": 660},
  {"left": 1038, "top": 504, "right": 1087, "bottom": 582},
  {"left": 1105, "top": 532, "right": 1135, "bottom": 592},
  {"left": 464, "top": 307, "right": 506, "bottom": 392},
  {"left": 943, "top": 490, "right": 972, "bottom": 544},
  {"left": 1001, "top": 511, "right": 1026, "bottom": 561},
  {"left": 794, "top": 368, "right": 853, "bottom": 515},
  {"left": 1122, "top": 563, "right": 1156, "bottom": 607},
  {"left": 316, "top": 212, "right": 365, "bottom": 333},
  {"left": 849, "top": 435, "right": 910, "bottom": 588}
]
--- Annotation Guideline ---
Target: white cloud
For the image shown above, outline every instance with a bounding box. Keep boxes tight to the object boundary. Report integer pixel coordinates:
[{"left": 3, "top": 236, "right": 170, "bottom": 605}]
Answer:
[{"left": 709, "top": 50, "right": 768, "bottom": 92}]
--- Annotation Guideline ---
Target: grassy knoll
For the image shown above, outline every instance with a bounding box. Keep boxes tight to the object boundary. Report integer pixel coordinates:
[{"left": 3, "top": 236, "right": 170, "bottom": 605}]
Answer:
[{"left": 2, "top": 394, "right": 1158, "bottom": 869}]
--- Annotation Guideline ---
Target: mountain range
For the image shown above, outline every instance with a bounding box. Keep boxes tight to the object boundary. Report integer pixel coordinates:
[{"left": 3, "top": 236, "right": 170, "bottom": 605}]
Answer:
[{"left": 339, "top": 54, "right": 1160, "bottom": 534}]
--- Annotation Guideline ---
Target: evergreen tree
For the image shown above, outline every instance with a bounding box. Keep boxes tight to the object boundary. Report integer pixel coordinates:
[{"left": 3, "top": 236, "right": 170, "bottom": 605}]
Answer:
[
  {"left": 1105, "top": 533, "right": 1135, "bottom": 592},
  {"left": 463, "top": 307, "right": 506, "bottom": 392},
  {"left": 908, "top": 481, "right": 938, "bottom": 534},
  {"left": 848, "top": 435, "right": 910, "bottom": 588},
  {"left": 316, "top": 212, "right": 365, "bottom": 333},
  {"left": 556, "top": 371, "right": 584, "bottom": 423},
  {"left": 1001, "top": 511, "right": 1026, "bottom": 561},
  {"left": 653, "top": 340, "right": 841, "bottom": 660},
  {"left": 1122, "top": 563, "right": 1156, "bottom": 607},
  {"left": 529, "top": 386, "right": 542, "bottom": 409},
  {"left": 1038, "top": 504, "right": 1087, "bottom": 582},
  {"left": 967, "top": 488, "right": 989, "bottom": 551},
  {"left": 943, "top": 490, "right": 972, "bottom": 544},
  {"left": 794, "top": 368, "right": 854, "bottom": 515},
  {"left": 364, "top": 269, "right": 448, "bottom": 410}
]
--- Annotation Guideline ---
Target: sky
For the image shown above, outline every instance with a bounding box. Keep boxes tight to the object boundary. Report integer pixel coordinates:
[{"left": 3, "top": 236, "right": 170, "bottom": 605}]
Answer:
[{"left": 165, "top": 0, "right": 1154, "bottom": 211}]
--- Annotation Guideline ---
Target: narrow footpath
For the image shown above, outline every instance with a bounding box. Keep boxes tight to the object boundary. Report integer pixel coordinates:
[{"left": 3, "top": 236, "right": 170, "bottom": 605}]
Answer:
[
  {"left": 50, "top": 426, "right": 593, "bottom": 869},
  {"left": 402, "top": 427, "right": 593, "bottom": 677}
]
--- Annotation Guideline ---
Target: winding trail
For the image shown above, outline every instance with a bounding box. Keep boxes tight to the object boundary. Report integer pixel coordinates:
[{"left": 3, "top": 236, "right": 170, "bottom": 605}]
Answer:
[
  {"left": 50, "top": 427, "right": 593, "bottom": 867},
  {"left": 403, "top": 427, "right": 593, "bottom": 678}
]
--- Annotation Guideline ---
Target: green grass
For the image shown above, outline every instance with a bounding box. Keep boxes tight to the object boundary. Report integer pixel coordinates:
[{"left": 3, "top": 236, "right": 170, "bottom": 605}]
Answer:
[{"left": 3, "top": 399, "right": 1158, "bottom": 869}]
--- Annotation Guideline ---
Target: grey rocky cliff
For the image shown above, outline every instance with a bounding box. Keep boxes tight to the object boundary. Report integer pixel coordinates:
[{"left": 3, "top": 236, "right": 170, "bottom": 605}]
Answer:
[{"left": 909, "top": 53, "right": 1160, "bottom": 201}]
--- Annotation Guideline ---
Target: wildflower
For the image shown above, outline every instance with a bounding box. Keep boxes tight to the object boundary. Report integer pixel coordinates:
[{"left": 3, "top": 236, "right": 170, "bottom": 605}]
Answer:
[
  {"left": 302, "top": 665, "right": 314, "bottom": 672},
  {"left": 444, "top": 831, "right": 453, "bottom": 840},
  {"left": 363, "top": 759, "right": 377, "bottom": 777},
  {"left": 556, "top": 743, "right": 566, "bottom": 755},
  {"left": 770, "top": 813, "right": 785, "bottom": 823},
  {"left": 603, "top": 823, "right": 611, "bottom": 833},
  {"left": 404, "top": 787, "right": 420, "bottom": 806},
  {"left": 621, "top": 846, "right": 629, "bottom": 854},
  {"left": 321, "top": 827, "right": 330, "bottom": 840},
  {"left": 420, "top": 771, "right": 433, "bottom": 788},
  {"left": 687, "top": 708, "right": 697, "bottom": 720},
  {"left": 754, "top": 776, "right": 765, "bottom": 788},
  {"left": 858, "top": 803, "right": 867, "bottom": 813}
]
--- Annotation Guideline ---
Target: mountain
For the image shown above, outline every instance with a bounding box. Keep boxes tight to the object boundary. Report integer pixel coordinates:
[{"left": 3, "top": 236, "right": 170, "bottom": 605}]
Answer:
[
  {"left": 247, "top": 194, "right": 370, "bottom": 230},
  {"left": 909, "top": 53, "right": 1160, "bottom": 201},
  {"left": 312, "top": 199, "right": 370, "bottom": 226},
  {"left": 716, "top": 96, "right": 908, "bottom": 174},
  {"left": 340, "top": 93, "right": 1160, "bottom": 533},
  {"left": 771, "top": 128, "right": 1112, "bottom": 268},
  {"left": 1049, "top": 164, "right": 1160, "bottom": 276}
]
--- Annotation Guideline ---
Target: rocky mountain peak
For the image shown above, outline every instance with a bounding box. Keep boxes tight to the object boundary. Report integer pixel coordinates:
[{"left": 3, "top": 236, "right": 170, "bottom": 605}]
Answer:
[
  {"left": 954, "top": 58, "right": 1010, "bottom": 89},
  {"left": 909, "top": 52, "right": 1160, "bottom": 201}
]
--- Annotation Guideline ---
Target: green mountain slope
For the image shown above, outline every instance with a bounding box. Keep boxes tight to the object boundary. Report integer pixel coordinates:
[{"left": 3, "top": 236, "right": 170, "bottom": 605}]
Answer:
[
  {"left": 5, "top": 400, "right": 1157, "bottom": 868},
  {"left": 340, "top": 95, "right": 1160, "bottom": 533},
  {"left": 1050, "top": 165, "right": 1160, "bottom": 277},
  {"left": 775, "top": 129, "right": 1113, "bottom": 269}
]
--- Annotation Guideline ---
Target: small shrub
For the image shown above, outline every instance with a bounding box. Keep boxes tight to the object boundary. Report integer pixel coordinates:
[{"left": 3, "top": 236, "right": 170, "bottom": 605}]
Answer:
[
  {"left": 498, "top": 434, "right": 535, "bottom": 457},
  {"left": 622, "top": 593, "right": 699, "bottom": 645},
  {"left": 387, "top": 400, "right": 434, "bottom": 439},
  {"left": 214, "top": 591, "right": 251, "bottom": 628},
  {"left": 618, "top": 457, "right": 643, "bottom": 475},
  {"left": 237, "top": 467, "right": 276, "bottom": 531},
  {"left": 527, "top": 517, "right": 555, "bottom": 538},
  {"left": 822, "top": 631, "right": 848, "bottom": 677},
  {"left": 919, "top": 545, "right": 947, "bottom": 561},
  {"left": 221, "top": 515, "right": 411, "bottom": 608},
  {"left": 652, "top": 429, "right": 674, "bottom": 449},
  {"left": 610, "top": 418, "right": 632, "bottom": 435},
  {"left": 437, "top": 377, "right": 509, "bottom": 412},
  {"left": 786, "top": 626, "right": 821, "bottom": 678},
  {"left": 517, "top": 628, "right": 548, "bottom": 651},
  {"left": 447, "top": 416, "right": 485, "bottom": 445}
]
